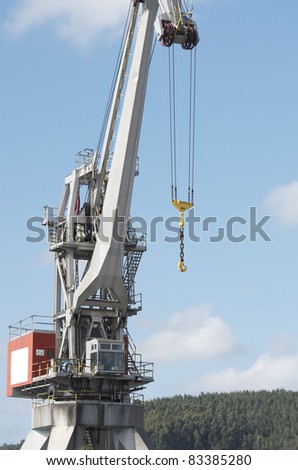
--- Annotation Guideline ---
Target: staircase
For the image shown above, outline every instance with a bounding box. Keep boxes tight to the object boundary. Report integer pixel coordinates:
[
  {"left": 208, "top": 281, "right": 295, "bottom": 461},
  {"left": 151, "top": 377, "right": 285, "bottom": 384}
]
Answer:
[{"left": 123, "top": 230, "right": 146, "bottom": 304}]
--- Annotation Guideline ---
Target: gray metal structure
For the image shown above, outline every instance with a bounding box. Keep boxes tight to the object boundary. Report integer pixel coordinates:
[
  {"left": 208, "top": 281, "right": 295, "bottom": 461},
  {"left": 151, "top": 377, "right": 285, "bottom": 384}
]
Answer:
[{"left": 9, "top": 0, "right": 198, "bottom": 450}]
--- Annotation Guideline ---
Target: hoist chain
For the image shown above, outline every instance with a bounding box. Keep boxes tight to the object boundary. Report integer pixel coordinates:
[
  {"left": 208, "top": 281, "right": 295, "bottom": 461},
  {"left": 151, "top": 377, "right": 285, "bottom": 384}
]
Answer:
[
  {"left": 180, "top": 227, "right": 184, "bottom": 261},
  {"left": 179, "top": 226, "right": 186, "bottom": 270},
  {"left": 178, "top": 211, "right": 187, "bottom": 272}
]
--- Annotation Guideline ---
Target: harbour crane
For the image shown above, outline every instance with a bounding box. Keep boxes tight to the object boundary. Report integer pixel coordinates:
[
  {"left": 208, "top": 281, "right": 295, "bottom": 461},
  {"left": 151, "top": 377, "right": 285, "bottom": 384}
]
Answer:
[{"left": 7, "top": 0, "right": 198, "bottom": 450}]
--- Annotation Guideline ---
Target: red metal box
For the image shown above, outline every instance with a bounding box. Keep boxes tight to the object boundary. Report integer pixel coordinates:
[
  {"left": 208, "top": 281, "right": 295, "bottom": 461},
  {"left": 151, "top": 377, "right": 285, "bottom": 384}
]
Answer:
[{"left": 7, "top": 331, "right": 55, "bottom": 397}]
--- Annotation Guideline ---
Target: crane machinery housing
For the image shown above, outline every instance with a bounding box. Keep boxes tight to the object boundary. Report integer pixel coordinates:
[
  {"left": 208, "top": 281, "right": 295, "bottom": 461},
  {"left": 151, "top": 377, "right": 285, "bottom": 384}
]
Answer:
[{"left": 7, "top": 0, "right": 199, "bottom": 450}]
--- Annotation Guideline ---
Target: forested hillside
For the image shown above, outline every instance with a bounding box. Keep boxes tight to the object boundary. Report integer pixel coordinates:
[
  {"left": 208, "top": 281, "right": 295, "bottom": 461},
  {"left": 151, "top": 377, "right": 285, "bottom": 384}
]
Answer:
[{"left": 144, "top": 390, "right": 298, "bottom": 449}]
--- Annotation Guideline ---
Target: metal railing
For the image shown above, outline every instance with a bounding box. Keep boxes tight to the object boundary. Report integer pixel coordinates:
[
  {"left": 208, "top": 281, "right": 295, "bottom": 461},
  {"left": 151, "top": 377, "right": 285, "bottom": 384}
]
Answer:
[
  {"left": 32, "top": 355, "right": 153, "bottom": 381},
  {"left": 9, "top": 315, "right": 54, "bottom": 340},
  {"left": 32, "top": 358, "right": 85, "bottom": 378},
  {"left": 128, "top": 353, "right": 154, "bottom": 380},
  {"left": 32, "top": 391, "right": 145, "bottom": 407},
  {"left": 75, "top": 148, "right": 94, "bottom": 167}
]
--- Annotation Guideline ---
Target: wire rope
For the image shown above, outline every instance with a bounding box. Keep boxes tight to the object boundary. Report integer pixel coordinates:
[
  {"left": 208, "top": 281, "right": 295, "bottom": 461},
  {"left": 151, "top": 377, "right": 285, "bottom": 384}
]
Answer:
[
  {"left": 188, "top": 46, "right": 197, "bottom": 204},
  {"left": 168, "top": 46, "right": 178, "bottom": 201},
  {"left": 191, "top": 46, "right": 197, "bottom": 204},
  {"left": 188, "top": 49, "right": 193, "bottom": 203},
  {"left": 169, "top": 45, "right": 197, "bottom": 204}
]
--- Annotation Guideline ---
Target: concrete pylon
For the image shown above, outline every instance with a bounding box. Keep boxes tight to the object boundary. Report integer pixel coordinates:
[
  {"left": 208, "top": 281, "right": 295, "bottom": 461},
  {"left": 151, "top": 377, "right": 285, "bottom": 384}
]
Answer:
[{"left": 21, "top": 401, "right": 152, "bottom": 450}]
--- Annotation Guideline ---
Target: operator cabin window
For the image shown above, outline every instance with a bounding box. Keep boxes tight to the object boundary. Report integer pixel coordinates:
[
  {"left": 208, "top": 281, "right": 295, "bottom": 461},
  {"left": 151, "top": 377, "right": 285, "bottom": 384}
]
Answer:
[
  {"left": 98, "top": 342, "right": 125, "bottom": 372},
  {"left": 87, "top": 339, "right": 125, "bottom": 374}
]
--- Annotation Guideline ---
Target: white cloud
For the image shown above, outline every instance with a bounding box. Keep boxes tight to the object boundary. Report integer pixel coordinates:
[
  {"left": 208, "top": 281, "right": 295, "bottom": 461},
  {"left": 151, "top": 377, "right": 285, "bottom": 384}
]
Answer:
[
  {"left": 190, "top": 353, "right": 298, "bottom": 393},
  {"left": 3, "top": 0, "right": 128, "bottom": 48},
  {"left": 2, "top": 1, "right": 222, "bottom": 48},
  {"left": 141, "top": 304, "right": 242, "bottom": 363},
  {"left": 264, "top": 181, "right": 298, "bottom": 227}
]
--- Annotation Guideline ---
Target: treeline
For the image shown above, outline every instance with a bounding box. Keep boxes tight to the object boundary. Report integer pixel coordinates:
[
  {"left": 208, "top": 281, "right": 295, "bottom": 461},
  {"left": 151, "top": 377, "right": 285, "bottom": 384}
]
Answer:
[
  {"left": 0, "top": 441, "right": 23, "bottom": 450},
  {"left": 144, "top": 390, "right": 298, "bottom": 449}
]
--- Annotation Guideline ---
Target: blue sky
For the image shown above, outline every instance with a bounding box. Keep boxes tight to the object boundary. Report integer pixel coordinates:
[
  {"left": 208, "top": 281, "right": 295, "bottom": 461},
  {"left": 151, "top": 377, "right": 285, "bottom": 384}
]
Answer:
[{"left": 0, "top": 0, "right": 298, "bottom": 445}]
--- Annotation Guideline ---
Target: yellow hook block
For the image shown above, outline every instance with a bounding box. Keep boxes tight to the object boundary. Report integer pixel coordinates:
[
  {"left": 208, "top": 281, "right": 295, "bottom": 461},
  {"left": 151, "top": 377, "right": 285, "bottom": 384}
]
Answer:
[
  {"left": 172, "top": 199, "right": 193, "bottom": 213},
  {"left": 172, "top": 200, "right": 193, "bottom": 226}
]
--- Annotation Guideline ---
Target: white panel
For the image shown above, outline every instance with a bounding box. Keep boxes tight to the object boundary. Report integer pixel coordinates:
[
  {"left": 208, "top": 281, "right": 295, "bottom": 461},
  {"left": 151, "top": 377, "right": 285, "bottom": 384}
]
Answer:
[{"left": 10, "top": 347, "right": 29, "bottom": 385}]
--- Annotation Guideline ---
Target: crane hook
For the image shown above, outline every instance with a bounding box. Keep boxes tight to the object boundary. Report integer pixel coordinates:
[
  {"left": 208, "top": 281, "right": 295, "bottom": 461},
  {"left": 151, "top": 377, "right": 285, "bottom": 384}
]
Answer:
[{"left": 172, "top": 200, "right": 193, "bottom": 272}]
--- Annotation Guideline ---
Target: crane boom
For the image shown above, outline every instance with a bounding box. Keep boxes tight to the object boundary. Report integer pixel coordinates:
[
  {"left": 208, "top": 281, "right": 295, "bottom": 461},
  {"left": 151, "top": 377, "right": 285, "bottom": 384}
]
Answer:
[
  {"left": 73, "top": 0, "right": 159, "bottom": 319},
  {"left": 44, "top": 0, "right": 198, "bottom": 362}
]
